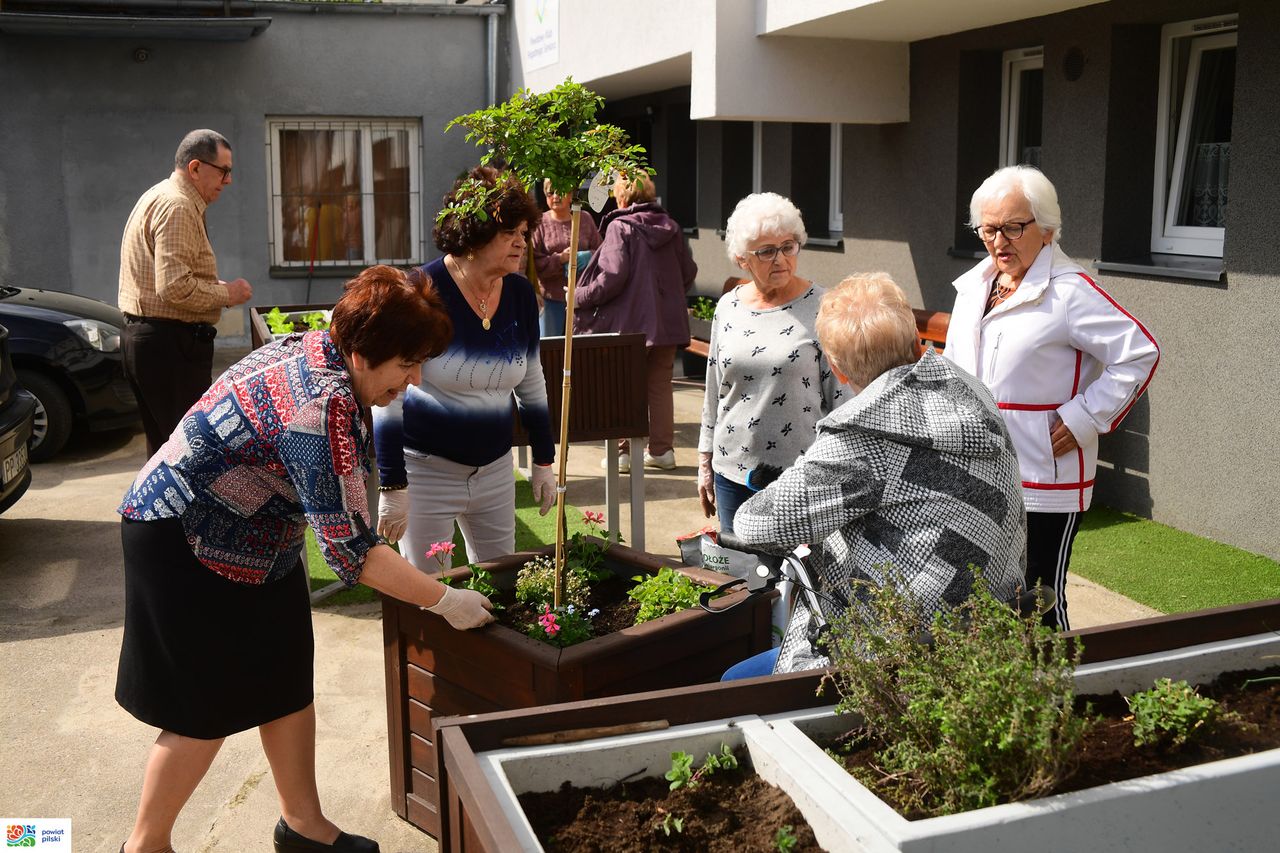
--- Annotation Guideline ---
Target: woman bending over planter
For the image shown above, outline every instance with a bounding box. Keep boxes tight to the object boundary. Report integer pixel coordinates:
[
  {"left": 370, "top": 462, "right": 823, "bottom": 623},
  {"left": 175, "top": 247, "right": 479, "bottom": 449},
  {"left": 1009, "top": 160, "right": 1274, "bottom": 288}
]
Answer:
[
  {"left": 115, "top": 266, "right": 495, "bottom": 853},
  {"left": 724, "top": 274, "right": 1027, "bottom": 678}
]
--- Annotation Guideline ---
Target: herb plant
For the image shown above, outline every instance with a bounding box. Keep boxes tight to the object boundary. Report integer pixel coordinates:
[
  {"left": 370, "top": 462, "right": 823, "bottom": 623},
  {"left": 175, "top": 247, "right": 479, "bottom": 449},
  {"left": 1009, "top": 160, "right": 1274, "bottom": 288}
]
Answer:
[
  {"left": 516, "top": 555, "right": 590, "bottom": 610},
  {"left": 825, "top": 568, "right": 1088, "bottom": 817},
  {"left": 664, "top": 744, "right": 739, "bottom": 791},
  {"left": 629, "top": 567, "right": 714, "bottom": 625},
  {"left": 690, "top": 296, "right": 717, "bottom": 321},
  {"left": 658, "top": 810, "right": 684, "bottom": 837},
  {"left": 1127, "top": 678, "right": 1238, "bottom": 748},
  {"left": 773, "top": 824, "right": 798, "bottom": 852}
]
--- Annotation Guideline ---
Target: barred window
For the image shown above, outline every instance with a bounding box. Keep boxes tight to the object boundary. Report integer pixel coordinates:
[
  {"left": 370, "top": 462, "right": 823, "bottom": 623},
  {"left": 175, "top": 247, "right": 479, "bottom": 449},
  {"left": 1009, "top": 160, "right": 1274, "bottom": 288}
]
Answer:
[{"left": 266, "top": 118, "right": 422, "bottom": 269}]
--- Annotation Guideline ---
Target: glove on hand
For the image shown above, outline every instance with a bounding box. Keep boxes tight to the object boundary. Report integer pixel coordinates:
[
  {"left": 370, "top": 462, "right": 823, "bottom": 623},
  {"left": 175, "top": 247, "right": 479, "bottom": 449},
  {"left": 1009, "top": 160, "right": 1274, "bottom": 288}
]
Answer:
[
  {"left": 426, "top": 585, "right": 494, "bottom": 630},
  {"left": 531, "top": 463, "right": 556, "bottom": 516},
  {"left": 697, "top": 454, "right": 716, "bottom": 518},
  {"left": 377, "top": 488, "right": 409, "bottom": 542}
]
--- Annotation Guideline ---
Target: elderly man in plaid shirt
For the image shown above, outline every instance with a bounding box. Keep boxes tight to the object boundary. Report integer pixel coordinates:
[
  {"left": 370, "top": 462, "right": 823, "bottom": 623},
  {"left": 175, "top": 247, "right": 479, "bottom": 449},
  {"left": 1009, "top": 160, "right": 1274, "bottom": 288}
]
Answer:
[{"left": 118, "top": 128, "right": 254, "bottom": 455}]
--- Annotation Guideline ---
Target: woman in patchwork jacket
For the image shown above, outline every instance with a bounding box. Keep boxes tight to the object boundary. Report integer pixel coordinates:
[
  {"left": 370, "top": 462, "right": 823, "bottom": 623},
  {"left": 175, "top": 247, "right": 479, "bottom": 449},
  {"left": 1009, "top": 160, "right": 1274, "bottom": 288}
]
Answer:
[{"left": 728, "top": 274, "right": 1027, "bottom": 677}]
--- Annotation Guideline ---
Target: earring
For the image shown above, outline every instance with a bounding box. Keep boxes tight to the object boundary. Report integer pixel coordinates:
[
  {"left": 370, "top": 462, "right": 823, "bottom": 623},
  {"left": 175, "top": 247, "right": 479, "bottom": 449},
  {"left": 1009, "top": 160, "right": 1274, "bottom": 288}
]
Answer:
[{"left": 466, "top": 251, "right": 475, "bottom": 261}]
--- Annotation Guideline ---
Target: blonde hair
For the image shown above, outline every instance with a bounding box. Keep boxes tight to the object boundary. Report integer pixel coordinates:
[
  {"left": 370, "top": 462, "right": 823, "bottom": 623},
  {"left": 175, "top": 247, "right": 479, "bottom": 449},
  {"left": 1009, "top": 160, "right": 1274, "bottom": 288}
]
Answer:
[
  {"left": 817, "top": 273, "right": 919, "bottom": 390},
  {"left": 613, "top": 171, "right": 656, "bottom": 207}
]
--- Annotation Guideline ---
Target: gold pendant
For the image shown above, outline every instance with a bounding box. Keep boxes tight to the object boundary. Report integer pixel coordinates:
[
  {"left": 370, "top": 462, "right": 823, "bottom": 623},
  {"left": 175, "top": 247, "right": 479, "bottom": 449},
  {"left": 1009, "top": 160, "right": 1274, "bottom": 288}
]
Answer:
[{"left": 482, "top": 317, "right": 491, "bottom": 330}]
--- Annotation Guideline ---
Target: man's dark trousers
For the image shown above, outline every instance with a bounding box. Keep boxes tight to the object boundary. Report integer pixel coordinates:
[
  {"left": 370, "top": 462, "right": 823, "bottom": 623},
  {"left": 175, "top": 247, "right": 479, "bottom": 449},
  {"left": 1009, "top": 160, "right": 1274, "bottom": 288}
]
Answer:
[{"left": 121, "top": 318, "right": 215, "bottom": 456}]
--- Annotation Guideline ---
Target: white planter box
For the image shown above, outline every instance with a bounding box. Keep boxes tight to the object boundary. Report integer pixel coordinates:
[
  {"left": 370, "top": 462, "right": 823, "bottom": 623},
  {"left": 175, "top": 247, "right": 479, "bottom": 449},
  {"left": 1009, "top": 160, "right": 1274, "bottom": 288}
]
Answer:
[
  {"left": 475, "top": 715, "right": 856, "bottom": 852},
  {"left": 465, "top": 632, "right": 1280, "bottom": 853},
  {"left": 767, "top": 631, "right": 1280, "bottom": 853}
]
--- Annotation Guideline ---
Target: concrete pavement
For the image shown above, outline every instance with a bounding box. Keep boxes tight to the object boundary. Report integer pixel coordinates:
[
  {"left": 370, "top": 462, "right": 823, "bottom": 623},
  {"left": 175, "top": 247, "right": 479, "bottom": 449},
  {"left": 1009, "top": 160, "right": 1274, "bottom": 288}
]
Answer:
[{"left": 0, "top": 353, "right": 1158, "bottom": 853}]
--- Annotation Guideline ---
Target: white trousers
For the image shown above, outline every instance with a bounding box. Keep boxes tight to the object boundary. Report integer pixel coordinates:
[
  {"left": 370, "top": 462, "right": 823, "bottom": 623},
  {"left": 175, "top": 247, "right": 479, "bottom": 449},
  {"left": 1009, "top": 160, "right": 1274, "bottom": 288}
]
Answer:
[{"left": 400, "top": 450, "right": 515, "bottom": 573}]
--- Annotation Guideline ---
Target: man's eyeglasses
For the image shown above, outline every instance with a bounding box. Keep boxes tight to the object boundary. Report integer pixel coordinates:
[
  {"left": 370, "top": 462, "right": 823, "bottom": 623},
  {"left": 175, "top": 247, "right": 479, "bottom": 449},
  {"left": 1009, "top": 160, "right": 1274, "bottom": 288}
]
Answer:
[
  {"left": 197, "top": 159, "right": 233, "bottom": 181},
  {"left": 748, "top": 240, "right": 801, "bottom": 262},
  {"left": 974, "top": 219, "right": 1035, "bottom": 243}
]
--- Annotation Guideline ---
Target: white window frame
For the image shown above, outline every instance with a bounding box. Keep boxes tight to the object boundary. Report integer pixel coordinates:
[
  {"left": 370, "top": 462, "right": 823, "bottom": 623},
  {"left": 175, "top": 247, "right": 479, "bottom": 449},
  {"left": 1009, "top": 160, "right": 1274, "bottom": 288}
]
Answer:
[
  {"left": 999, "top": 47, "right": 1044, "bottom": 168},
  {"left": 828, "top": 123, "right": 843, "bottom": 234},
  {"left": 1151, "top": 15, "right": 1237, "bottom": 258},
  {"left": 751, "top": 121, "right": 763, "bottom": 193},
  {"left": 265, "top": 117, "right": 423, "bottom": 269}
]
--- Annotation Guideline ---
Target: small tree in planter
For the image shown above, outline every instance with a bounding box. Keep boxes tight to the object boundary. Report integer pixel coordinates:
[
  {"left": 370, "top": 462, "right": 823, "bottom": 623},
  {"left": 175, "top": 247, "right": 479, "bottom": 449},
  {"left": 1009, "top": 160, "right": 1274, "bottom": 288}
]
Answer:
[{"left": 443, "top": 79, "right": 650, "bottom": 606}]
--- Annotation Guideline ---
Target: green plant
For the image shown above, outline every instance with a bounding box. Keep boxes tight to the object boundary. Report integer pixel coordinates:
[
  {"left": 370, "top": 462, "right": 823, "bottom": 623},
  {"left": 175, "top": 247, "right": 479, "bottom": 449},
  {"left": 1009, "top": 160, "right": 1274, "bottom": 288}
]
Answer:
[
  {"left": 440, "top": 564, "right": 505, "bottom": 610},
  {"left": 302, "top": 310, "right": 329, "bottom": 331},
  {"left": 516, "top": 555, "right": 590, "bottom": 610},
  {"left": 1127, "top": 678, "right": 1239, "bottom": 748},
  {"left": 773, "top": 824, "right": 798, "bottom": 852},
  {"left": 264, "top": 306, "right": 295, "bottom": 335},
  {"left": 442, "top": 78, "right": 650, "bottom": 209},
  {"left": 565, "top": 510, "right": 615, "bottom": 583},
  {"left": 524, "top": 602, "right": 597, "bottom": 648},
  {"left": 658, "top": 810, "right": 684, "bottom": 836},
  {"left": 628, "top": 567, "right": 714, "bottom": 625},
  {"left": 664, "top": 744, "right": 739, "bottom": 791},
  {"left": 690, "top": 296, "right": 716, "bottom": 321},
  {"left": 825, "top": 568, "right": 1088, "bottom": 817}
]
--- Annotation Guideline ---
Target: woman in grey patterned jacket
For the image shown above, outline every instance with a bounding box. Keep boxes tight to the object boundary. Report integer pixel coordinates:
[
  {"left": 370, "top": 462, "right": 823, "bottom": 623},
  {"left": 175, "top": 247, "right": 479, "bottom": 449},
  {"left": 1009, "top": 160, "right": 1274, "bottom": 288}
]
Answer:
[{"left": 729, "top": 274, "right": 1027, "bottom": 676}]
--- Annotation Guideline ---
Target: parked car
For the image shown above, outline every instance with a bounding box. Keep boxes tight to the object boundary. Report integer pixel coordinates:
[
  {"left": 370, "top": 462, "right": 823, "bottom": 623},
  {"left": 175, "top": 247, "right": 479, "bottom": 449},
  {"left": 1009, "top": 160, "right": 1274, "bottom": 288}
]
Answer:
[
  {"left": 0, "top": 286, "right": 139, "bottom": 461},
  {"left": 0, "top": 323, "right": 37, "bottom": 513}
]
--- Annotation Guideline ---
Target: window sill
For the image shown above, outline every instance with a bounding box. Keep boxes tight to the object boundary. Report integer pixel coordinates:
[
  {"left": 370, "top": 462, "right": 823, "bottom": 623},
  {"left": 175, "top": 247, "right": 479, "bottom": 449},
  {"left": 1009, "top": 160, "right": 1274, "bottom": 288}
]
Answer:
[
  {"left": 1094, "top": 254, "right": 1225, "bottom": 283},
  {"left": 947, "top": 247, "right": 988, "bottom": 260},
  {"left": 269, "top": 265, "right": 416, "bottom": 280},
  {"left": 805, "top": 235, "right": 843, "bottom": 251}
]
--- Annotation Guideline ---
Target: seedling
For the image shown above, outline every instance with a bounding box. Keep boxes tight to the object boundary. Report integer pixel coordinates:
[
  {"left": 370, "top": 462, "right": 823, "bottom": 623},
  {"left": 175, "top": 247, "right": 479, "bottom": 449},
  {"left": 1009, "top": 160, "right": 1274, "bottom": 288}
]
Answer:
[{"left": 1127, "top": 678, "right": 1239, "bottom": 748}]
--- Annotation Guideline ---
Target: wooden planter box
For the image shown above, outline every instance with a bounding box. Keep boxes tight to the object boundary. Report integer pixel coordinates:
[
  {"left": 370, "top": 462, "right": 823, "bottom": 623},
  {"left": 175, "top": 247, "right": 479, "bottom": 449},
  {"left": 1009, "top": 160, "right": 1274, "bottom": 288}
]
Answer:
[
  {"left": 434, "top": 598, "right": 1280, "bottom": 852},
  {"left": 382, "top": 541, "right": 776, "bottom": 840},
  {"left": 248, "top": 302, "right": 335, "bottom": 349}
]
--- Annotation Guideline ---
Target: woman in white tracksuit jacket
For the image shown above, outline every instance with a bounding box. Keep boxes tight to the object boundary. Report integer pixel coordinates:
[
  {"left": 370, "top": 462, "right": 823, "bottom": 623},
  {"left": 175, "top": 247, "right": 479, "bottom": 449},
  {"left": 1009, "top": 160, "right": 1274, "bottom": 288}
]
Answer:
[{"left": 945, "top": 166, "right": 1159, "bottom": 629}]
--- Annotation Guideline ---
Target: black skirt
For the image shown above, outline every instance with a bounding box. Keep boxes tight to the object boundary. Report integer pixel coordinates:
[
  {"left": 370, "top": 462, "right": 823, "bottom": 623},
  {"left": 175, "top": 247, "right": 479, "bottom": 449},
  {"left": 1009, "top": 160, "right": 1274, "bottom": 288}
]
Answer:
[{"left": 116, "top": 516, "right": 314, "bottom": 739}]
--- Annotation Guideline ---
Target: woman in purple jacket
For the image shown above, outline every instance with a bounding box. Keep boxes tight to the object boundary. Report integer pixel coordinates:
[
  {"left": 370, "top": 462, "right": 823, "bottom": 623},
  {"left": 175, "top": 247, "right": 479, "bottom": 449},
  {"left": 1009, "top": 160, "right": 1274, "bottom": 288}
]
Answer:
[{"left": 574, "top": 173, "right": 697, "bottom": 471}]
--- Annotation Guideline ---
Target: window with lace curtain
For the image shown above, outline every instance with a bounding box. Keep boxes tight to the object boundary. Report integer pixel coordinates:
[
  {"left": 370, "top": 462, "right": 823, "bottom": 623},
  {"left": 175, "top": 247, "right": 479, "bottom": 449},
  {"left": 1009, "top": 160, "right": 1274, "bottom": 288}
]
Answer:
[
  {"left": 266, "top": 118, "right": 422, "bottom": 269},
  {"left": 1151, "top": 16, "right": 1236, "bottom": 258}
]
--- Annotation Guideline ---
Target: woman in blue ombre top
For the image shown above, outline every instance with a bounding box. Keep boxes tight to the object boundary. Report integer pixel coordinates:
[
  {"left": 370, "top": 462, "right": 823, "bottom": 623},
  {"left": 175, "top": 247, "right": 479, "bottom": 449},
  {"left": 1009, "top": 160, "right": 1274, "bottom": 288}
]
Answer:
[{"left": 374, "top": 166, "right": 557, "bottom": 571}]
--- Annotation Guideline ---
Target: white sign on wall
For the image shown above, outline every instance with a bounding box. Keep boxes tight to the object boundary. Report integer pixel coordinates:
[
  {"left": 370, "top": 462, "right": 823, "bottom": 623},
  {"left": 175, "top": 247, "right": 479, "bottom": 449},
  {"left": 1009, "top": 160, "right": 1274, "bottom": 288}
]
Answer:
[{"left": 525, "top": 0, "right": 560, "bottom": 71}]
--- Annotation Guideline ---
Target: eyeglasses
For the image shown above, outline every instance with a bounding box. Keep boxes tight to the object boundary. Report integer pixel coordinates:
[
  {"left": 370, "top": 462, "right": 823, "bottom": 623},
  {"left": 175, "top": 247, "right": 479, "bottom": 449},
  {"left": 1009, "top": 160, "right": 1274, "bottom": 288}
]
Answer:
[
  {"left": 973, "top": 219, "right": 1035, "bottom": 242},
  {"left": 196, "top": 159, "right": 233, "bottom": 181},
  {"left": 747, "top": 240, "right": 801, "bottom": 262}
]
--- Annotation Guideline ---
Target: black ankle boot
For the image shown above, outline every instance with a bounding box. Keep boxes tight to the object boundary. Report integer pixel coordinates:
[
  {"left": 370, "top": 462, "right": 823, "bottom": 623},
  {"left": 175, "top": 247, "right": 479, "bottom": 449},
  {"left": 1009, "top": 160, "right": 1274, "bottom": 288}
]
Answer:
[{"left": 273, "top": 818, "right": 379, "bottom": 853}]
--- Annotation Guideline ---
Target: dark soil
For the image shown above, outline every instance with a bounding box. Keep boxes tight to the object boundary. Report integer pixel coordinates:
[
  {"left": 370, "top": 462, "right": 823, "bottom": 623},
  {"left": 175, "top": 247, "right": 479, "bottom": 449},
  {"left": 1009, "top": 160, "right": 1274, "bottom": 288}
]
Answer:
[
  {"left": 496, "top": 575, "right": 642, "bottom": 638},
  {"left": 518, "top": 748, "right": 820, "bottom": 852},
  {"left": 823, "top": 665, "right": 1280, "bottom": 819}
]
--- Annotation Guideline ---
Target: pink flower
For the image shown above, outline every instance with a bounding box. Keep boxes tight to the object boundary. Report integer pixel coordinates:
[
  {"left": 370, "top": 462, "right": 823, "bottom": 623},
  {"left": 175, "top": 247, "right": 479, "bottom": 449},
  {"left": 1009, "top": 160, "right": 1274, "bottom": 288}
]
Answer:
[
  {"left": 538, "top": 603, "right": 561, "bottom": 636},
  {"left": 582, "top": 510, "right": 605, "bottom": 530},
  {"left": 425, "top": 541, "right": 456, "bottom": 569}
]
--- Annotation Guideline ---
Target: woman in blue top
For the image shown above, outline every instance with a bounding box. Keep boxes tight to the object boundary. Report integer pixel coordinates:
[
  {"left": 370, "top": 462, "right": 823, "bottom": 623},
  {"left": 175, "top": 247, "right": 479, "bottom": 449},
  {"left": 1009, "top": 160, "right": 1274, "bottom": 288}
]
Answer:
[
  {"left": 374, "top": 166, "right": 556, "bottom": 570},
  {"left": 115, "top": 266, "right": 494, "bottom": 853}
]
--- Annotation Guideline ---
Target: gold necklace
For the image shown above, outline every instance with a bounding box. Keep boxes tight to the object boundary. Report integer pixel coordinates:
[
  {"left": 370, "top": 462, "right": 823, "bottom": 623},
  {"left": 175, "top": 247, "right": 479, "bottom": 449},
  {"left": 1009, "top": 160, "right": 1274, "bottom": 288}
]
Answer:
[{"left": 452, "top": 256, "right": 498, "bottom": 330}]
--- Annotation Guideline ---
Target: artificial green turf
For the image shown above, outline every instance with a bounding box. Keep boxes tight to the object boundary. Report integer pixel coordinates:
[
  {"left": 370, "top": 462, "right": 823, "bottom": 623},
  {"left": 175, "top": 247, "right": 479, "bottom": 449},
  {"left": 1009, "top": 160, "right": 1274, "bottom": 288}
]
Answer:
[
  {"left": 307, "top": 472, "right": 574, "bottom": 606},
  {"left": 1070, "top": 505, "right": 1280, "bottom": 614}
]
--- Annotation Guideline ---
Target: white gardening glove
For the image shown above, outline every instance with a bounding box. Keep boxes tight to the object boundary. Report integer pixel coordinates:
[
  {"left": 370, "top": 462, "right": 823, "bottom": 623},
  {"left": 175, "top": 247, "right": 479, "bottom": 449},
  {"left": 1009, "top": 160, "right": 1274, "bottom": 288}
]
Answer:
[
  {"left": 426, "top": 585, "right": 495, "bottom": 630},
  {"left": 697, "top": 453, "right": 716, "bottom": 519},
  {"left": 377, "top": 488, "right": 409, "bottom": 542},
  {"left": 531, "top": 463, "right": 556, "bottom": 516}
]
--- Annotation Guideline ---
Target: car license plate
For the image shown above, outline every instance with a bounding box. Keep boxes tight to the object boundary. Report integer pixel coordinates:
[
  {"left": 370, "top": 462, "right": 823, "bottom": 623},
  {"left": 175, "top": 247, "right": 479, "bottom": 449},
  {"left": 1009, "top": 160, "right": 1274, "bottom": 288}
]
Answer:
[{"left": 3, "top": 442, "right": 28, "bottom": 486}]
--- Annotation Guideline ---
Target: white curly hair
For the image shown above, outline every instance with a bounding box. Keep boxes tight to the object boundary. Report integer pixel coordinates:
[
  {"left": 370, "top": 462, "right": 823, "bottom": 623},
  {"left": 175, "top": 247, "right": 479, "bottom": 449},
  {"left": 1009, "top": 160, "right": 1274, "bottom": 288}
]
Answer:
[{"left": 724, "top": 192, "right": 808, "bottom": 262}]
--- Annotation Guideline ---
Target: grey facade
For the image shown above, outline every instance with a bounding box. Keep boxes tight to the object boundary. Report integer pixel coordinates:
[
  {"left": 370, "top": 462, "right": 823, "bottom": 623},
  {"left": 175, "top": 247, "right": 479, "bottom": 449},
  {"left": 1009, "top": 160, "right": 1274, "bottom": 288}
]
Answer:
[
  {"left": 0, "top": 2, "right": 503, "bottom": 338},
  {"left": 613, "top": 0, "right": 1278, "bottom": 560}
]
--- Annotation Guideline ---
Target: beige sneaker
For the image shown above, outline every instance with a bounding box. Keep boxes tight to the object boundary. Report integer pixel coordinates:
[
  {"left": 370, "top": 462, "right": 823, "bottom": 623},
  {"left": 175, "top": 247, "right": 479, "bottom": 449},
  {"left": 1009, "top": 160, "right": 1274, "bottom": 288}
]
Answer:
[
  {"left": 600, "top": 452, "right": 631, "bottom": 474},
  {"left": 643, "top": 449, "right": 676, "bottom": 470}
]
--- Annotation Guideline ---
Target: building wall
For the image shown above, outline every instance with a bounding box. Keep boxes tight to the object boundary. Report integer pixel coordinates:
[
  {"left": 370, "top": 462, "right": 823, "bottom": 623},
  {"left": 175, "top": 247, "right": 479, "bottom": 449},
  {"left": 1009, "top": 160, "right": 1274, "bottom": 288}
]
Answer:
[
  {"left": 676, "top": 0, "right": 1278, "bottom": 559},
  {"left": 0, "top": 7, "right": 495, "bottom": 341}
]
